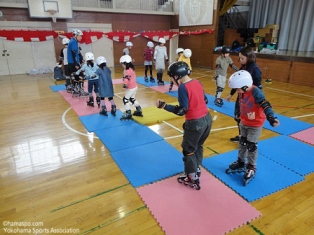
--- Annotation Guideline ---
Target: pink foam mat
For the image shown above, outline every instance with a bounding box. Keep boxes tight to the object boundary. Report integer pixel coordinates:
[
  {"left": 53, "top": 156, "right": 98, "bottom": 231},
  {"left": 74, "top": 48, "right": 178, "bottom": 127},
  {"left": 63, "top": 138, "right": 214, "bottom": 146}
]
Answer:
[
  {"left": 290, "top": 126, "right": 314, "bottom": 145},
  {"left": 59, "top": 90, "right": 117, "bottom": 116},
  {"left": 137, "top": 169, "right": 261, "bottom": 235},
  {"left": 150, "top": 84, "right": 178, "bottom": 93}
]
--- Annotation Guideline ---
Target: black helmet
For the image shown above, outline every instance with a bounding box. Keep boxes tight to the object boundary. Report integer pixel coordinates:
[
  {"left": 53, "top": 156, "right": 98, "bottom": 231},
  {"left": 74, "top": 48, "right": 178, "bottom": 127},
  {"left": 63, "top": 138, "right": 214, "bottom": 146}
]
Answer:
[
  {"left": 167, "top": 61, "right": 191, "bottom": 79},
  {"left": 221, "top": 45, "right": 231, "bottom": 54}
]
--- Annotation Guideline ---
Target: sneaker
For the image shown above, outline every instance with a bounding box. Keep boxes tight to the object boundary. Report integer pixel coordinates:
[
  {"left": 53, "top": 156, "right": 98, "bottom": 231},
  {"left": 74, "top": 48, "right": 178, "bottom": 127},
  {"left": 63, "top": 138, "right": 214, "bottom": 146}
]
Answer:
[{"left": 230, "top": 135, "right": 240, "bottom": 142}]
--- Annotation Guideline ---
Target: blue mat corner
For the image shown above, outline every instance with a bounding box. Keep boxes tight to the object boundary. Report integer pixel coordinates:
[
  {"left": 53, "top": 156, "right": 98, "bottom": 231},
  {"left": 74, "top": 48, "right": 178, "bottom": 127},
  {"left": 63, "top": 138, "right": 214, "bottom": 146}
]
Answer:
[
  {"left": 202, "top": 150, "right": 304, "bottom": 202},
  {"left": 50, "top": 84, "right": 66, "bottom": 92},
  {"left": 111, "top": 140, "right": 183, "bottom": 188},
  {"left": 259, "top": 135, "right": 314, "bottom": 176},
  {"left": 95, "top": 122, "right": 163, "bottom": 152}
]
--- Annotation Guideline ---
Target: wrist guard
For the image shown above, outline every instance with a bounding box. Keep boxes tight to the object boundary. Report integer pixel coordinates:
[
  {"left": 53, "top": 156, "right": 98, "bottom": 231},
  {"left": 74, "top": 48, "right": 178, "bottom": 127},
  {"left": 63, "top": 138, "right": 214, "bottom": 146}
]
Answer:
[
  {"left": 157, "top": 100, "right": 166, "bottom": 109},
  {"left": 267, "top": 115, "right": 277, "bottom": 127}
]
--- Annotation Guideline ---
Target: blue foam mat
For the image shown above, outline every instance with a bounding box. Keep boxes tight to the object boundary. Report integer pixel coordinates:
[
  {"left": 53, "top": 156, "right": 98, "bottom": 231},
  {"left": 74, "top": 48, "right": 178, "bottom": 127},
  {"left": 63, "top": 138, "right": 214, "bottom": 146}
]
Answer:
[
  {"left": 263, "top": 114, "right": 313, "bottom": 135},
  {"left": 259, "top": 135, "right": 314, "bottom": 176},
  {"left": 205, "top": 94, "right": 235, "bottom": 117},
  {"left": 79, "top": 110, "right": 130, "bottom": 132},
  {"left": 111, "top": 140, "right": 183, "bottom": 187},
  {"left": 202, "top": 151, "right": 304, "bottom": 202},
  {"left": 136, "top": 76, "right": 169, "bottom": 87},
  {"left": 95, "top": 122, "right": 163, "bottom": 152},
  {"left": 50, "top": 84, "right": 66, "bottom": 92}
]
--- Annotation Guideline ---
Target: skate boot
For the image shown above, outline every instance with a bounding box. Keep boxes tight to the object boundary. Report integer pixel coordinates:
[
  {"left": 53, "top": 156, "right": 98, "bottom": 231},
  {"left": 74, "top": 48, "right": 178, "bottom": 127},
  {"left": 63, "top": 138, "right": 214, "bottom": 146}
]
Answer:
[
  {"left": 96, "top": 96, "right": 101, "bottom": 108},
  {"left": 197, "top": 167, "right": 201, "bottom": 178},
  {"left": 144, "top": 76, "right": 149, "bottom": 82},
  {"left": 79, "top": 88, "right": 89, "bottom": 97},
  {"left": 120, "top": 110, "right": 133, "bottom": 121},
  {"left": 99, "top": 106, "right": 108, "bottom": 116},
  {"left": 214, "top": 98, "right": 224, "bottom": 107},
  {"left": 111, "top": 105, "right": 117, "bottom": 116},
  {"left": 243, "top": 164, "right": 256, "bottom": 186},
  {"left": 133, "top": 106, "right": 143, "bottom": 117},
  {"left": 157, "top": 80, "right": 165, "bottom": 86},
  {"left": 226, "top": 158, "right": 246, "bottom": 174},
  {"left": 66, "top": 84, "right": 73, "bottom": 93},
  {"left": 72, "top": 86, "right": 80, "bottom": 98},
  {"left": 177, "top": 174, "right": 201, "bottom": 190},
  {"left": 86, "top": 96, "right": 94, "bottom": 107},
  {"left": 150, "top": 76, "right": 155, "bottom": 83}
]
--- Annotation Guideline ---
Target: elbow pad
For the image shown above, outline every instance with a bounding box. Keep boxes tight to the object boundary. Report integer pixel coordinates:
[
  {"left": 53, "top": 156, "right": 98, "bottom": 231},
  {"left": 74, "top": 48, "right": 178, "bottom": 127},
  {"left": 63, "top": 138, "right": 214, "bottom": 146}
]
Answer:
[
  {"left": 259, "top": 100, "right": 272, "bottom": 111},
  {"left": 174, "top": 105, "right": 186, "bottom": 116}
]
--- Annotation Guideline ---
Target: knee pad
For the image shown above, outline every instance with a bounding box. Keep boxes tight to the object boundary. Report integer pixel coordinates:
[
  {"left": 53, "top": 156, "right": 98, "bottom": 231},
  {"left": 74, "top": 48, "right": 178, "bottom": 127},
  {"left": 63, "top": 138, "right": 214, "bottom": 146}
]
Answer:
[
  {"left": 108, "top": 97, "right": 113, "bottom": 101},
  {"left": 247, "top": 141, "right": 257, "bottom": 152},
  {"left": 129, "top": 97, "right": 135, "bottom": 105},
  {"left": 217, "top": 86, "right": 224, "bottom": 92},
  {"left": 122, "top": 96, "right": 129, "bottom": 105},
  {"left": 240, "top": 136, "right": 247, "bottom": 146},
  {"left": 183, "top": 149, "right": 194, "bottom": 156}
]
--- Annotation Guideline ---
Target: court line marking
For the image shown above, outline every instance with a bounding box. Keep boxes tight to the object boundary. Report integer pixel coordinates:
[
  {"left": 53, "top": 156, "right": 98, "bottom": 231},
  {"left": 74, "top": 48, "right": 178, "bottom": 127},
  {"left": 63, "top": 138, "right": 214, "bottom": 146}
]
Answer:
[
  {"left": 62, "top": 107, "right": 99, "bottom": 139},
  {"left": 265, "top": 87, "right": 314, "bottom": 98}
]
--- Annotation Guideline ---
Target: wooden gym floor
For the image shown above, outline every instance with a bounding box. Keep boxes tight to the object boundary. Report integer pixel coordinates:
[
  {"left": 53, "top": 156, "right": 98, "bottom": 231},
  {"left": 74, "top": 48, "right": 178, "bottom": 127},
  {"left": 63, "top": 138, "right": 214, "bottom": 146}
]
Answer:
[{"left": 0, "top": 66, "right": 313, "bottom": 235}]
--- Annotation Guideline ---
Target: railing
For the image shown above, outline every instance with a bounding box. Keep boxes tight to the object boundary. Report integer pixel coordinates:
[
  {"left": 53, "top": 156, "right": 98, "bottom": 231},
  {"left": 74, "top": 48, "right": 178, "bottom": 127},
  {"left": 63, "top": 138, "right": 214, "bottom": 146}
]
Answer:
[{"left": 0, "top": 0, "right": 174, "bottom": 14}]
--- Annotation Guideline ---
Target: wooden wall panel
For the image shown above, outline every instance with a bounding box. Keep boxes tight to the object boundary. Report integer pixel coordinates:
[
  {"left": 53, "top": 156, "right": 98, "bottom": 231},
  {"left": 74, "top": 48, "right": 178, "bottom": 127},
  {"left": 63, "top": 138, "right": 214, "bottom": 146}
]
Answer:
[
  {"left": 290, "top": 62, "right": 314, "bottom": 87},
  {"left": 257, "top": 58, "right": 291, "bottom": 83}
]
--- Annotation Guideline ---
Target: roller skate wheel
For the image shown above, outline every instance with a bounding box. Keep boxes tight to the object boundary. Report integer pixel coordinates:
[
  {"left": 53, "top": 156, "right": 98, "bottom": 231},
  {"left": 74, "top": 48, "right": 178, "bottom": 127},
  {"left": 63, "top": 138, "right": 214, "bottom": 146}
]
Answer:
[{"left": 225, "top": 169, "right": 232, "bottom": 174}]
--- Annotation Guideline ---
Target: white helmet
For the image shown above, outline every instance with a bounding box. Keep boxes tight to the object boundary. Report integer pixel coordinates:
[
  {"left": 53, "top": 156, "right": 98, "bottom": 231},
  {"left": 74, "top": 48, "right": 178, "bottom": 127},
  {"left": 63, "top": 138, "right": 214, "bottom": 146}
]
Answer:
[
  {"left": 158, "top": 38, "right": 166, "bottom": 44},
  {"left": 126, "top": 41, "right": 133, "bottom": 47},
  {"left": 62, "top": 38, "right": 70, "bottom": 45},
  {"left": 176, "top": 48, "right": 184, "bottom": 54},
  {"left": 120, "top": 55, "right": 132, "bottom": 64},
  {"left": 96, "top": 56, "right": 107, "bottom": 65},
  {"left": 228, "top": 70, "right": 253, "bottom": 90},
  {"left": 85, "top": 52, "right": 94, "bottom": 61},
  {"left": 147, "top": 41, "right": 154, "bottom": 48},
  {"left": 183, "top": 49, "right": 192, "bottom": 58},
  {"left": 72, "top": 29, "right": 83, "bottom": 36}
]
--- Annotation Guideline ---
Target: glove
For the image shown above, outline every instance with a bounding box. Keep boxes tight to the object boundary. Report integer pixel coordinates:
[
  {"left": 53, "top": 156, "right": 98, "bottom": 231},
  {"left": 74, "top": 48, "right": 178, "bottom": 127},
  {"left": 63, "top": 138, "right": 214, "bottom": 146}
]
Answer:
[
  {"left": 156, "top": 99, "right": 166, "bottom": 109},
  {"left": 213, "top": 75, "right": 218, "bottom": 80},
  {"left": 267, "top": 115, "right": 277, "bottom": 127},
  {"left": 91, "top": 74, "right": 96, "bottom": 79}
]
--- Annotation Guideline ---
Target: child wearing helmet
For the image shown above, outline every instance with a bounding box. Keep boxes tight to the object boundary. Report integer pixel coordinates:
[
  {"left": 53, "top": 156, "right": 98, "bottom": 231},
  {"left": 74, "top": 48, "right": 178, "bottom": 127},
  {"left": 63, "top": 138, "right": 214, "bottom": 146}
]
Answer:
[
  {"left": 213, "top": 45, "right": 238, "bottom": 107},
  {"left": 143, "top": 41, "right": 155, "bottom": 82},
  {"left": 119, "top": 55, "right": 143, "bottom": 120},
  {"left": 95, "top": 56, "right": 116, "bottom": 116},
  {"left": 123, "top": 41, "right": 133, "bottom": 55},
  {"left": 227, "top": 46, "right": 262, "bottom": 142},
  {"left": 75, "top": 52, "right": 99, "bottom": 106},
  {"left": 66, "top": 29, "right": 83, "bottom": 92},
  {"left": 57, "top": 38, "right": 69, "bottom": 80},
  {"left": 156, "top": 61, "right": 212, "bottom": 190},
  {"left": 154, "top": 38, "right": 168, "bottom": 85},
  {"left": 226, "top": 70, "right": 280, "bottom": 185},
  {"left": 169, "top": 48, "right": 193, "bottom": 92}
]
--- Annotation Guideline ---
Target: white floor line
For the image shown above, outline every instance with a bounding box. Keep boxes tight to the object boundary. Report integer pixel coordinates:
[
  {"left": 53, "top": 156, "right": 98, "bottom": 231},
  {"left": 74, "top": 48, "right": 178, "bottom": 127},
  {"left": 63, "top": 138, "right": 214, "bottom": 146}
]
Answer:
[
  {"left": 292, "top": 113, "right": 314, "bottom": 119},
  {"left": 266, "top": 87, "right": 314, "bottom": 98},
  {"left": 62, "top": 107, "right": 99, "bottom": 139}
]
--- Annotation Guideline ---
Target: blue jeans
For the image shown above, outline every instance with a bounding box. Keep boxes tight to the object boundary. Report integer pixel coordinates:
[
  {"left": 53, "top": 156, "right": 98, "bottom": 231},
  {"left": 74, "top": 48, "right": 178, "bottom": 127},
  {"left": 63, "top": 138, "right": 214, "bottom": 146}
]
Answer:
[
  {"left": 181, "top": 112, "right": 212, "bottom": 174},
  {"left": 88, "top": 79, "right": 99, "bottom": 94}
]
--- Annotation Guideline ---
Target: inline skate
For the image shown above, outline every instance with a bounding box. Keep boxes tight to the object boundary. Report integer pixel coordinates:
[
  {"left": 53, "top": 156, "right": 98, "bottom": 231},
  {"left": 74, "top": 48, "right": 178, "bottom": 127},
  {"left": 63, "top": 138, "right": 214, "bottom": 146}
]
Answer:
[
  {"left": 226, "top": 158, "right": 246, "bottom": 174},
  {"left": 177, "top": 174, "right": 200, "bottom": 190}
]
